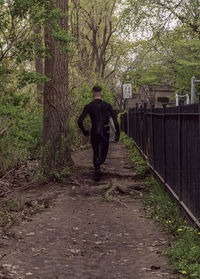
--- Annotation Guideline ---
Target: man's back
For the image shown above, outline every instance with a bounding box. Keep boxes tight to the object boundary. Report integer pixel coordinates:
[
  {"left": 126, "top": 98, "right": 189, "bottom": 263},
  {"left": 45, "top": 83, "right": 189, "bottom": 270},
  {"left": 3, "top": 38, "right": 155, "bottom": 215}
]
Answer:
[
  {"left": 78, "top": 99, "right": 119, "bottom": 138},
  {"left": 86, "top": 99, "right": 111, "bottom": 136}
]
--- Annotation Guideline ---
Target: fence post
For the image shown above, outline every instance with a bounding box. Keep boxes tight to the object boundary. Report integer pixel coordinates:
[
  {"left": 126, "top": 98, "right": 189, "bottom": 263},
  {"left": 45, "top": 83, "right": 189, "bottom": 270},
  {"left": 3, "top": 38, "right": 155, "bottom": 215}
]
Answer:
[
  {"left": 198, "top": 95, "right": 200, "bottom": 135},
  {"left": 139, "top": 105, "right": 142, "bottom": 149},
  {"left": 162, "top": 104, "right": 167, "bottom": 182},
  {"left": 191, "top": 76, "right": 195, "bottom": 104},
  {"left": 136, "top": 104, "right": 138, "bottom": 145},
  {"left": 143, "top": 103, "right": 147, "bottom": 155},
  {"left": 178, "top": 100, "right": 183, "bottom": 204},
  {"left": 127, "top": 108, "right": 130, "bottom": 137},
  {"left": 151, "top": 105, "right": 155, "bottom": 169},
  {"left": 130, "top": 108, "right": 134, "bottom": 139}
]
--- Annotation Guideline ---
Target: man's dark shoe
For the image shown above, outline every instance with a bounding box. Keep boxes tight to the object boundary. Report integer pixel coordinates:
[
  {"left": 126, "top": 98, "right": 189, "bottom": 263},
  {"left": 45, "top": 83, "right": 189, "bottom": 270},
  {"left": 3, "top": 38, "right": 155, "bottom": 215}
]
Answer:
[
  {"left": 94, "top": 158, "right": 100, "bottom": 169},
  {"left": 94, "top": 168, "right": 100, "bottom": 181}
]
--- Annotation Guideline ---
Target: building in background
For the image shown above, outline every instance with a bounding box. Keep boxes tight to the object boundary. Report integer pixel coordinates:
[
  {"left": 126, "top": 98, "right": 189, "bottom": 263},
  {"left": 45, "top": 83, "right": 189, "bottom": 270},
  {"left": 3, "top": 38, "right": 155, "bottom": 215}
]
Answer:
[{"left": 125, "top": 85, "right": 175, "bottom": 109}]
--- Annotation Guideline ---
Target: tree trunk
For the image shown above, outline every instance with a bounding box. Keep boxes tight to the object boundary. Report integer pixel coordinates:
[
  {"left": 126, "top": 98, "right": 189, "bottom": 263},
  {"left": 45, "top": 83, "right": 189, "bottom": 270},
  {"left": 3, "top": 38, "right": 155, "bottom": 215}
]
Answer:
[{"left": 43, "top": 0, "right": 72, "bottom": 172}]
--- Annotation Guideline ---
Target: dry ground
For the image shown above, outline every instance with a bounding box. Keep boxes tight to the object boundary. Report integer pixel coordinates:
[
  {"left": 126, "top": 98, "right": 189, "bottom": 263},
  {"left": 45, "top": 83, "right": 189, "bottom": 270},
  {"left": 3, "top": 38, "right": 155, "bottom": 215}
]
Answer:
[{"left": 0, "top": 142, "right": 177, "bottom": 279}]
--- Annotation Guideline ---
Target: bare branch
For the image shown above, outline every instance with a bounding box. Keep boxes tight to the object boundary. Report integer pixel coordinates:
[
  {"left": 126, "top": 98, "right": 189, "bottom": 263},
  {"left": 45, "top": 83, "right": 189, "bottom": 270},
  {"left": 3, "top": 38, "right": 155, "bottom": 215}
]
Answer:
[
  {"left": 0, "top": 124, "right": 13, "bottom": 137},
  {"left": 105, "top": 57, "right": 120, "bottom": 79},
  {"left": 69, "top": 80, "right": 86, "bottom": 94}
]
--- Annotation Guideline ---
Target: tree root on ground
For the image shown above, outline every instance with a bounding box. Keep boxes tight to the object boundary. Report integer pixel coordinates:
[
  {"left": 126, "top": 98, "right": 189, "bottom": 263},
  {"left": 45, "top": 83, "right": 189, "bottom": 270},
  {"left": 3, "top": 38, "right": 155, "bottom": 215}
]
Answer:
[{"left": 104, "top": 179, "right": 144, "bottom": 201}]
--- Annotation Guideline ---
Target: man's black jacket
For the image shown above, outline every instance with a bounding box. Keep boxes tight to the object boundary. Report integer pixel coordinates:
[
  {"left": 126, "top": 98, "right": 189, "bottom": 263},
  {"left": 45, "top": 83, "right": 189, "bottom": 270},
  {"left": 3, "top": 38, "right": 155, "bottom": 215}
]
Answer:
[{"left": 78, "top": 99, "right": 120, "bottom": 140}]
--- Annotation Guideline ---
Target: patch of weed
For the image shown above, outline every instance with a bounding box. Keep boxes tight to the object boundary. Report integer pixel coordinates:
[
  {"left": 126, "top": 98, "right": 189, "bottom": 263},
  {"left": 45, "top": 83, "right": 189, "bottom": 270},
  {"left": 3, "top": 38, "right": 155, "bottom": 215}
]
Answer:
[
  {"left": 105, "top": 183, "right": 112, "bottom": 190},
  {"left": 101, "top": 195, "right": 110, "bottom": 202},
  {"left": 38, "top": 205, "right": 45, "bottom": 209},
  {"left": 120, "top": 132, "right": 149, "bottom": 178},
  {"left": 0, "top": 198, "right": 23, "bottom": 227},
  {"left": 5, "top": 198, "right": 23, "bottom": 212}
]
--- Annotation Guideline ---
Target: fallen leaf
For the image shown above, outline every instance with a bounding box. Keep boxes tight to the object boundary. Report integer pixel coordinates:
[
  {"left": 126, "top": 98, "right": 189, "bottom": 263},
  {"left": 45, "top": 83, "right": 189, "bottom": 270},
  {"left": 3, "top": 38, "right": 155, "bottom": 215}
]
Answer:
[
  {"left": 94, "top": 241, "right": 104, "bottom": 245},
  {"left": 26, "top": 232, "right": 35, "bottom": 236},
  {"left": 68, "top": 249, "right": 80, "bottom": 254},
  {"left": 26, "top": 272, "right": 33, "bottom": 276}
]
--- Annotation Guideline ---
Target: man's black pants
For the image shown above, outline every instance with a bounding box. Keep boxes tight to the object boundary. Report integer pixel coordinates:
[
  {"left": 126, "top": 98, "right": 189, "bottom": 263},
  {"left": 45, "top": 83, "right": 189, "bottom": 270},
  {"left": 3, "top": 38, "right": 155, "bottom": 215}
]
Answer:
[{"left": 91, "top": 134, "right": 109, "bottom": 169}]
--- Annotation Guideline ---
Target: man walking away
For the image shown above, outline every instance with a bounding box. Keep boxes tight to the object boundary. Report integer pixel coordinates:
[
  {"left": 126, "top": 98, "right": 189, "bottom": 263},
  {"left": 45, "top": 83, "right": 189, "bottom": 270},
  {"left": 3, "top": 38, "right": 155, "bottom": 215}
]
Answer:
[{"left": 78, "top": 86, "right": 120, "bottom": 181}]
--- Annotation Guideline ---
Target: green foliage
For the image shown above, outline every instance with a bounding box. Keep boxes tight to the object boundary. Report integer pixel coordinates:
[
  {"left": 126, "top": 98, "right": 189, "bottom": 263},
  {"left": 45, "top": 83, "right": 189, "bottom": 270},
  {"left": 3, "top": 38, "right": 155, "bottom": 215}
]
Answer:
[
  {"left": 52, "top": 28, "right": 74, "bottom": 44},
  {"left": 18, "top": 70, "right": 49, "bottom": 89},
  {"left": 125, "top": 30, "right": 200, "bottom": 97},
  {"left": 144, "top": 176, "right": 183, "bottom": 230},
  {"left": 0, "top": 197, "right": 22, "bottom": 226},
  {"left": 5, "top": 197, "right": 23, "bottom": 212},
  {"left": 120, "top": 132, "right": 149, "bottom": 178},
  {"left": 98, "top": 82, "right": 115, "bottom": 105},
  {"left": 166, "top": 226, "right": 200, "bottom": 278},
  {"left": 0, "top": 0, "right": 73, "bottom": 92},
  {"left": 145, "top": 175, "right": 200, "bottom": 278},
  {"left": 120, "top": 132, "right": 134, "bottom": 148},
  {"left": 49, "top": 166, "right": 71, "bottom": 182},
  {"left": 120, "top": 0, "right": 200, "bottom": 98},
  {"left": 105, "top": 183, "right": 112, "bottom": 190},
  {"left": 0, "top": 99, "right": 42, "bottom": 175}
]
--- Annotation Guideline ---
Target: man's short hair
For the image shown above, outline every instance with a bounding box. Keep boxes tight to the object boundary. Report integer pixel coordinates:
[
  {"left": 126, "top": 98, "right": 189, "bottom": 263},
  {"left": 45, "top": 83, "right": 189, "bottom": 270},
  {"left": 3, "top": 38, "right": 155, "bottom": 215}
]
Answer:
[{"left": 92, "top": 86, "right": 102, "bottom": 93}]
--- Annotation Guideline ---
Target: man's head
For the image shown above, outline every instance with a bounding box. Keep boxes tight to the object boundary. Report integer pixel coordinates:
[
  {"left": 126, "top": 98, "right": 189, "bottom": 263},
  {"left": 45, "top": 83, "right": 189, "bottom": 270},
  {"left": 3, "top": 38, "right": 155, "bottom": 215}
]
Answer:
[{"left": 92, "top": 86, "right": 102, "bottom": 99}]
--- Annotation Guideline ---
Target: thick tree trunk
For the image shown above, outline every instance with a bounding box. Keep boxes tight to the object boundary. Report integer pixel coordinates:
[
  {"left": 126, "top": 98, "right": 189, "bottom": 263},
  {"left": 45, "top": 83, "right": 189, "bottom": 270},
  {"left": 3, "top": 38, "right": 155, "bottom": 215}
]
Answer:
[{"left": 43, "top": 0, "right": 72, "bottom": 172}]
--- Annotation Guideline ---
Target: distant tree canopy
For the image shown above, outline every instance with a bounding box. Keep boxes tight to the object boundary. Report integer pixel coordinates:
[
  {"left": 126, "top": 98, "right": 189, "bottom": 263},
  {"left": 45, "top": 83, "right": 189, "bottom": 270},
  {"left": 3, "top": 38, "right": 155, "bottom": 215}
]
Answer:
[
  {"left": 1, "top": 0, "right": 200, "bottom": 98},
  {"left": 121, "top": 0, "right": 200, "bottom": 97}
]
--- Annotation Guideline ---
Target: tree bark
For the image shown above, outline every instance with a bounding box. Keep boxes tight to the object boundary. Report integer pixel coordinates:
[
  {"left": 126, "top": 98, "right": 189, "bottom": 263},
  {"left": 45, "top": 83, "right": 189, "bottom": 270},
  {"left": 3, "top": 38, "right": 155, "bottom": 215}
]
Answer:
[{"left": 43, "top": 0, "right": 72, "bottom": 172}]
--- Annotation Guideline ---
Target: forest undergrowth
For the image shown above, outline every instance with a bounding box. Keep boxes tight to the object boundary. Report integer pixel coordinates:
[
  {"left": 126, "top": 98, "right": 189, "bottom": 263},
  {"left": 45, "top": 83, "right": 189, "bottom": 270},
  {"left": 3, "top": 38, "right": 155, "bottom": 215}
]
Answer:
[{"left": 0, "top": 82, "right": 115, "bottom": 177}]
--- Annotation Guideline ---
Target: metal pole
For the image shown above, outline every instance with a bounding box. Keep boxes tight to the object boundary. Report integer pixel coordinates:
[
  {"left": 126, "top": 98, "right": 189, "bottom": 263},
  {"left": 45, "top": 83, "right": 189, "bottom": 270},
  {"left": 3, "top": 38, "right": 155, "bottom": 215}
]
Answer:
[
  {"left": 151, "top": 105, "right": 155, "bottom": 168},
  {"left": 136, "top": 104, "right": 138, "bottom": 144},
  {"left": 143, "top": 103, "right": 147, "bottom": 155},
  {"left": 178, "top": 100, "right": 183, "bottom": 205},
  {"left": 127, "top": 108, "right": 130, "bottom": 137},
  {"left": 186, "top": 94, "right": 190, "bottom": 105},
  {"left": 191, "top": 76, "right": 196, "bottom": 104},
  {"left": 162, "top": 104, "right": 167, "bottom": 182},
  {"left": 176, "top": 94, "right": 179, "bottom": 106}
]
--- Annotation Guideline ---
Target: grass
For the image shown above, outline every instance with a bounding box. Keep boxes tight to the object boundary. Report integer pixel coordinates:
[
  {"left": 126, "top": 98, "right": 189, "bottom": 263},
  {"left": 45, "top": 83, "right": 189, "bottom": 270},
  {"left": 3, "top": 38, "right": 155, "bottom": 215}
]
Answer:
[
  {"left": 120, "top": 132, "right": 200, "bottom": 279},
  {"left": 120, "top": 132, "right": 149, "bottom": 178}
]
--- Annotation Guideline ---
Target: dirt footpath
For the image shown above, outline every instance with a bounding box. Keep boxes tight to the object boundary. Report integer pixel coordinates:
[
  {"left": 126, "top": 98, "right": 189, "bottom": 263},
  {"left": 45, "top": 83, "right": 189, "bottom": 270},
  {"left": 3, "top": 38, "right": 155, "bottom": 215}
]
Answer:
[{"left": 0, "top": 143, "right": 176, "bottom": 279}]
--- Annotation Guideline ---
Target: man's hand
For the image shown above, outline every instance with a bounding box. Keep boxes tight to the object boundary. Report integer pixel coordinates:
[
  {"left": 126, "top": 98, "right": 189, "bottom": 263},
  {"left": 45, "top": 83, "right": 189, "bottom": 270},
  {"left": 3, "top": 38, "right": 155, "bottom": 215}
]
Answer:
[
  {"left": 115, "top": 133, "right": 120, "bottom": 143},
  {"left": 83, "top": 130, "right": 89, "bottom": 137}
]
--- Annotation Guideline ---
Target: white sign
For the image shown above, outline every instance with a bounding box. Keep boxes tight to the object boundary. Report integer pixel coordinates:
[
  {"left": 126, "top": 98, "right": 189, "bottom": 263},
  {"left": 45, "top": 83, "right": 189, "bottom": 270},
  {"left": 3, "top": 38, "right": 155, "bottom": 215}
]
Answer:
[{"left": 123, "top": 84, "right": 132, "bottom": 99}]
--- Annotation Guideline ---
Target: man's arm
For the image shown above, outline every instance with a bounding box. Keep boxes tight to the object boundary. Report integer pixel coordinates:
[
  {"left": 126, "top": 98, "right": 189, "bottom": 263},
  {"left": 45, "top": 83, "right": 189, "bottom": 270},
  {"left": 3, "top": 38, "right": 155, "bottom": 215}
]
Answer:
[
  {"left": 109, "top": 105, "right": 120, "bottom": 142},
  {"left": 78, "top": 105, "right": 89, "bottom": 136}
]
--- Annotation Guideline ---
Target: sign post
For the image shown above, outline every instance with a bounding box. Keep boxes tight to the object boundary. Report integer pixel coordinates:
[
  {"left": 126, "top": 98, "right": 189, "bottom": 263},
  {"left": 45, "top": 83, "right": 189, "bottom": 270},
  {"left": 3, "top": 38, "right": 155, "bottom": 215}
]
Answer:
[
  {"left": 123, "top": 84, "right": 132, "bottom": 137},
  {"left": 123, "top": 84, "right": 132, "bottom": 100}
]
